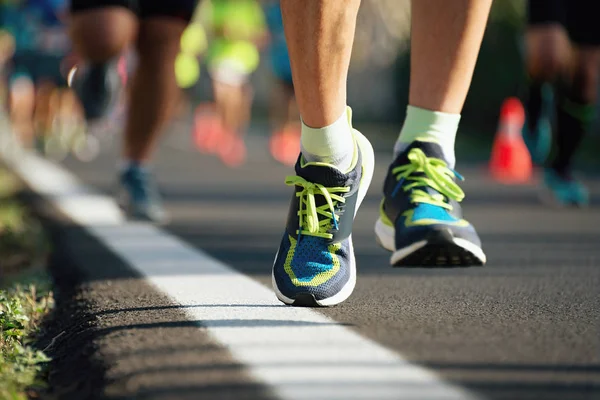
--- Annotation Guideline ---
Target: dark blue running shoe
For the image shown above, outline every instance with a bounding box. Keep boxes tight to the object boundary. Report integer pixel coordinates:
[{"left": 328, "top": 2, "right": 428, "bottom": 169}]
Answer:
[
  {"left": 375, "top": 140, "right": 486, "bottom": 267},
  {"left": 542, "top": 168, "right": 589, "bottom": 207},
  {"left": 71, "top": 61, "right": 121, "bottom": 121},
  {"left": 272, "top": 125, "right": 374, "bottom": 307},
  {"left": 119, "top": 164, "right": 168, "bottom": 224}
]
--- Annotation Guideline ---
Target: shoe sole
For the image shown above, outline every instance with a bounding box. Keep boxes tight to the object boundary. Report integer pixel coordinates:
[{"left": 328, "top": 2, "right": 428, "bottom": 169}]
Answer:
[
  {"left": 375, "top": 218, "right": 486, "bottom": 267},
  {"left": 272, "top": 129, "right": 375, "bottom": 307},
  {"left": 116, "top": 189, "right": 170, "bottom": 225}
]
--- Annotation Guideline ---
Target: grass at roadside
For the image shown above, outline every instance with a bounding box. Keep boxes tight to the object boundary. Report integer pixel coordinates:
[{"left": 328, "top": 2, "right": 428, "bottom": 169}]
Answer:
[
  {"left": 0, "top": 279, "right": 53, "bottom": 400},
  {"left": 0, "top": 168, "right": 53, "bottom": 400}
]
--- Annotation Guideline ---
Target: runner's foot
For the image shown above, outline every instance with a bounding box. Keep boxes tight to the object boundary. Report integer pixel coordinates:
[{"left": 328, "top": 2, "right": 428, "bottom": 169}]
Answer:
[
  {"left": 375, "top": 139, "right": 486, "bottom": 267},
  {"left": 542, "top": 168, "right": 589, "bottom": 207},
  {"left": 272, "top": 124, "right": 374, "bottom": 307},
  {"left": 118, "top": 163, "right": 168, "bottom": 224}
]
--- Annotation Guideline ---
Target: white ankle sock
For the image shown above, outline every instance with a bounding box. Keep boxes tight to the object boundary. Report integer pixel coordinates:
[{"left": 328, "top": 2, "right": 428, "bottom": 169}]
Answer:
[
  {"left": 300, "top": 107, "right": 355, "bottom": 172},
  {"left": 394, "top": 105, "right": 460, "bottom": 169}
]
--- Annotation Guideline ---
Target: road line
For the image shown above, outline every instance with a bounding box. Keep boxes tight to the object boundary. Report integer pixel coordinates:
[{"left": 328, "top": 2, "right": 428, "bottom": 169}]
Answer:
[{"left": 5, "top": 150, "right": 481, "bottom": 400}]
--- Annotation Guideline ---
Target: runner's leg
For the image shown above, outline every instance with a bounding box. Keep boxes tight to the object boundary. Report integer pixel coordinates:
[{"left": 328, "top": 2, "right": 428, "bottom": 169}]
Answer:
[
  {"left": 281, "top": 0, "right": 360, "bottom": 171},
  {"left": 272, "top": 0, "right": 373, "bottom": 306},
  {"left": 378, "top": 0, "right": 492, "bottom": 267},
  {"left": 123, "top": 18, "right": 187, "bottom": 162},
  {"left": 69, "top": 6, "right": 137, "bottom": 62}
]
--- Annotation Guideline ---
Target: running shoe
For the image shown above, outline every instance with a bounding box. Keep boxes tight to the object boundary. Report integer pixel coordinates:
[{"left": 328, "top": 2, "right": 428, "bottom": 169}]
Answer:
[
  {"left": 542, "top": 168, "right": 589, "bottom": 207},
  {"left": 193, "top": 105, "right": 222, "bottom": 153},
  {"left": 523, "top": 83, "right": 553, "bottom": 165},
  {"left": 270, "top": 126, "right": 300, "bottom": 167},
  {"left": 375, "top": 139, "right": 486, "bottom": 267},
  {"left": 71, "top": 61, "right": 121, "bottom": 121},
  {"left": 118, "top": 164, "right": 168, "bottom": 223},
  {"left": 218, "top": 131, "right": 246, "bottom": 167},
  {"left": 272, "top": 113, "right": 374, "bottom": 307}
]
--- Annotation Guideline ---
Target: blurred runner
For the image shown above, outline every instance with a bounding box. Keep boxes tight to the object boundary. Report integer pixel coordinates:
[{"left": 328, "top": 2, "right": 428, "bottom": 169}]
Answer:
[
  {"left": 1, "top": 0, "right": 37, "bottom": 144},
  {"left": 198, "top": 0, "right": 266, "bottom": 167},
  {"left": 187, "top": 9, "right": 224, "bottom": 155},
  {"left": 0, "top": 28, "right": 16, "bottom": 112},
  {"left": 520, "top": 0, "right": 598, "bottom": 206},
  {"left": 68, "top": 0, "right": 199, "bottom": 223},
  {"left": 0, "top": 0, "right": 83, "bottom": 154},
  {"left": 264, "top": 0, "right": 299, "bottom": 167},
  {"left": 271, "top": 0, "right": 491, "bottom": 307}
]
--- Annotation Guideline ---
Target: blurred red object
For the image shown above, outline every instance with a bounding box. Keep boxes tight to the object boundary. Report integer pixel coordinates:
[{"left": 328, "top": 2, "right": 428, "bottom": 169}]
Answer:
[
  {"left": 270, "top": 125, "right": 300, "bottom": 167},
  {"left": 218, "top": 131, "right": 246, "bottom": 168},
  {"left": 117, "top": 55, "right": 128, "bottom": 86},
  {"left": 489, "top": 97, "right": 532, "bottom": 184},
  {"left": 193, "top": 104, "right": 222, "bottom": 153}
]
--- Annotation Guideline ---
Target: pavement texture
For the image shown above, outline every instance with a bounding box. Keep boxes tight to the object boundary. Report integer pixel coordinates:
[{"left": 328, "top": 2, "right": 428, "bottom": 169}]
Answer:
[{"left": 19, "top": 119, "right": 600, "bottom": 400}]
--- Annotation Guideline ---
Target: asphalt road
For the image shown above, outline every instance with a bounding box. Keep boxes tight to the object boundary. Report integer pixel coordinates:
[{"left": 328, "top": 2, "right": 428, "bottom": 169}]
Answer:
[{"left": 50, "top": 119, "right": 600, "bottom": 400}]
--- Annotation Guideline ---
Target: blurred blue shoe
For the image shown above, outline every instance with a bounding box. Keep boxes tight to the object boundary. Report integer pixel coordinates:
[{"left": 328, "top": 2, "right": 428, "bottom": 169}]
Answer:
[
  {"left": 272, "top": 122, "right": 374, "bottom": 307},
  {"left": 71, "top": 61, "right": 121, "bottom": 121},
  {"left": 542, "top": 168, "right": 589, "bottom": 207},
  {"left": 375, "top": 140, "right": 486, "bottom": 267},
  {"left": 119, "top": 164, "right": 168, "bottom": 224},
  {"left": 523, "top": 84, "right": 553, "bottom": 165}
]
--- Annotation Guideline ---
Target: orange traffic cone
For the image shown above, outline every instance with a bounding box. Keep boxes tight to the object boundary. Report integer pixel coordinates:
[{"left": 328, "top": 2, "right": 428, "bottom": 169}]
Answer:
[{"left": 489, "top": 97, "right": 533, "bottom": 184}]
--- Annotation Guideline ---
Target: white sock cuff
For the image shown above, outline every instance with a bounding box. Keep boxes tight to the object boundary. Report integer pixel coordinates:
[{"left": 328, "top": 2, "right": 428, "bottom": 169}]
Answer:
[
  {"left": 399, "top": 105, "right": 461, "bottom": 144},
  {"left": 395, "top": 106, "right": 461, "bottom": 168},
  {"left": 300, "top": 108, "right": 352, "bottom": 157}
]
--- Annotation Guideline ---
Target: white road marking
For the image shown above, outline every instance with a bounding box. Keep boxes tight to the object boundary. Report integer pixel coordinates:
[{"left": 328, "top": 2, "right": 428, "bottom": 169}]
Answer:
[
  {"left": 10, "top": 152, "right": 124, "bottom": 225},
  {"left": 4, "top": 150, "right": 481, "bottom": 400}
]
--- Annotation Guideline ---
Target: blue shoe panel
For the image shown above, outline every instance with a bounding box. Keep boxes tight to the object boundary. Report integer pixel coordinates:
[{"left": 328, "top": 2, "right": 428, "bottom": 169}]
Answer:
[
  {"left": 411, "top": 203, "right": 459, "bottom": 223},
  {"left": 273, "top": 232, "right": 352, "bottom": 302}
]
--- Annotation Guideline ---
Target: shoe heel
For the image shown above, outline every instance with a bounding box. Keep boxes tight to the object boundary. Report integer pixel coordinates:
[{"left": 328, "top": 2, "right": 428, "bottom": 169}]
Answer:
[{"left": 352, "top": 129, "right": 375, "bottom": 211}]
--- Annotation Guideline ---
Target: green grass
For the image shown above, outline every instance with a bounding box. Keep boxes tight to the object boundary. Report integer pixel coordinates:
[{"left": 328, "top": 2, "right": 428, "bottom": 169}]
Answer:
[
  {"left": 0, "top": 280, "right": 53, "bottom": 400},
  {"left": 0, "top": 168, "right": 53, "bottom": 400}
]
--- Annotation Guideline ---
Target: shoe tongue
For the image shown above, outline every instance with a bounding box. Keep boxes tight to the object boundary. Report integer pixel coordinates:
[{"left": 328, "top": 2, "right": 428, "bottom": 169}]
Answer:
[
  {"left": 394, "top": 140, "right": 446, "bottom": 167},
  {"left": 295, "top": 158, "right": 351, "bottom": 188}
]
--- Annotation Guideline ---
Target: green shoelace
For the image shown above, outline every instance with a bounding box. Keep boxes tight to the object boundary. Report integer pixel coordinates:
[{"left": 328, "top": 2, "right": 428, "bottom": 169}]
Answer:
[
  {"left": 285, "top": 176, "right": 350, "bottom": 239},
  {"left": 391, "top": 148, "right": 464, "bottom": 209}
]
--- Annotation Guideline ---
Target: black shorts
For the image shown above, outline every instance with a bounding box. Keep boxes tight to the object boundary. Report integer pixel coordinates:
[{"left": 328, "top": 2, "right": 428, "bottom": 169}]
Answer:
[
  {"left": 528, "top": 0, "right": 600, "bottom": 46},
  {"left": 70, "top": 0, "right": 199, "bottom": 22},
  {"left": 10, "top": 51, "right": 66, "bottom": 87}
]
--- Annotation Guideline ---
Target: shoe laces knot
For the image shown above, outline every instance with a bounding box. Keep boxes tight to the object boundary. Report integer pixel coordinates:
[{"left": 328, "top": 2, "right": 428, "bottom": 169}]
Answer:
[{"left": 285, "top": 175, "right": 350, "bottom": 240}]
